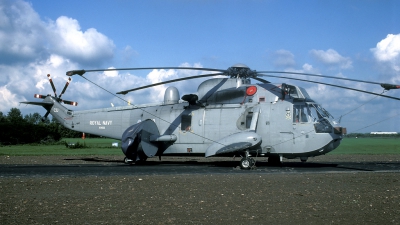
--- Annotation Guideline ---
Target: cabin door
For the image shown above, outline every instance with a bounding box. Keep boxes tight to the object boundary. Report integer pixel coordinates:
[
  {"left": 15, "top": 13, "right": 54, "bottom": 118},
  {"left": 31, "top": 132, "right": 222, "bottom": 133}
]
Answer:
[
  {"left": 176, "top": 108, "right": 205, "bottom": 152},
  {"left": 269, "top": 103, "right": 295, "bottom": 153}
]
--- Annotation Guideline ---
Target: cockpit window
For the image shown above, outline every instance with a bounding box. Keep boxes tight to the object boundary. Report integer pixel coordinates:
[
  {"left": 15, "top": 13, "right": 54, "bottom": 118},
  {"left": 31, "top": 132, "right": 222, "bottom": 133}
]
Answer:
[
  {"left": 306, "top": 103, "right": 334, "bottom": 122},
  {"left": 308, "top": 104, "right": 322, "bottom": 122},
  {"left": 288, "top": 86, "right": 299, "bottom": 98},
  {"left": 294, "top": 103, "right": 334, "bottom": 123}
]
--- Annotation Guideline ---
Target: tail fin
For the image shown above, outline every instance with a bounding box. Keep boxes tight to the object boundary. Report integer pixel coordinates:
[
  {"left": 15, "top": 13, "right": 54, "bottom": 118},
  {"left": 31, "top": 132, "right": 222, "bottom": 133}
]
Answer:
[{"left": 21, "top": 96, "right": 72, "bottom": 125}]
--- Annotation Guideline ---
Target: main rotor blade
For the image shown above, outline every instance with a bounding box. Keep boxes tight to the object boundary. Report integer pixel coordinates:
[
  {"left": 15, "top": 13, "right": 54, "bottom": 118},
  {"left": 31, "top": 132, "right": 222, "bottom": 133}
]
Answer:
[
  {"left": 117, "top": 73, "right": 225, "bottom": 95},
  {"left": 252, "top": 77, "right": 270, "bottom": 83},
  {"left": 256, "top": 71, "right": 399, "bottom": 88},
  {"left": 47, "top": 74, "right": 57, "bottom": 97},
  {"left": 258, "top": 74, "right": 400, "bottom": 101},
  {"left": 67, "top": 67, "right": 227, "bottom": 76},
  {"left": 59, "top": 77, "right": 72, "bottom": 99}
]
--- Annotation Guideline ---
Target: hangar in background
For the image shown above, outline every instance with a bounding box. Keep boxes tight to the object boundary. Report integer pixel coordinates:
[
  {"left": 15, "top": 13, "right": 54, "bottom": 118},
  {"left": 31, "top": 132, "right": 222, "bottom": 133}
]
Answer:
[{"left": 370, "top": 132, "right": 398, "bottom": 135}]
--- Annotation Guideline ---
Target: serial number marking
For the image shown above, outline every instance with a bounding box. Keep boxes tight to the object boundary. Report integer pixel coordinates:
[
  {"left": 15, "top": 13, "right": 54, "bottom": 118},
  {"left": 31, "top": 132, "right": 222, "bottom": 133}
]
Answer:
[
  {"left": 90, "top": 120, "right": 113, "bottom": 125},
  {"left": 99, "top": 126, "right": 105, "bottom": 129}
]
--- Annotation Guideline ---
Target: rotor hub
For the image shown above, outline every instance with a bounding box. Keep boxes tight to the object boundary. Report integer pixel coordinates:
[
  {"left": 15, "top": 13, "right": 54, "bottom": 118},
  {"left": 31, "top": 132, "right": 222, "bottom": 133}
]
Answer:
[{"left": 227, "top": 63, "right": 256, "bottom": 79}]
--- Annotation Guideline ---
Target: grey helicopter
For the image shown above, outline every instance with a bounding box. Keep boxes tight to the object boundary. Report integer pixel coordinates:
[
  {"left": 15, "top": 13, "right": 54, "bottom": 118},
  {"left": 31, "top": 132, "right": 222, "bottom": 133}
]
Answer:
[{"left": 21, "top": 63, "right": 400, "bottom": 169}]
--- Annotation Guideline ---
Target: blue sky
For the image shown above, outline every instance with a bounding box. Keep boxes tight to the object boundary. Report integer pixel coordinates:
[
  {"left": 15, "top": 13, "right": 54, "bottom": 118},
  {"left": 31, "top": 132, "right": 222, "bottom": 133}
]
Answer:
[{"left": 1, "top": 0, "right": 400, "bottom": 133}]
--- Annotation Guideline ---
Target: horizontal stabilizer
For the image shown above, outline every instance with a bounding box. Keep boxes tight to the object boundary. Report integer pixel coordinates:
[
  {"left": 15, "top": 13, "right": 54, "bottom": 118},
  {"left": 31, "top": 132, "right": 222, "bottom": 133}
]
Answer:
[{"left": 20, "top": 101, "right": 54, "bottom": 107}]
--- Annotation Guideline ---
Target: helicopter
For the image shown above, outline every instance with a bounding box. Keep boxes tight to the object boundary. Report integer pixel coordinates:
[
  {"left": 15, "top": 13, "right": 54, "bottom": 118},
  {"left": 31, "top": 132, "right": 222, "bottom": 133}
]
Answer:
[{"left": 21, "top": 63, "right": 400, "bottom": 169}]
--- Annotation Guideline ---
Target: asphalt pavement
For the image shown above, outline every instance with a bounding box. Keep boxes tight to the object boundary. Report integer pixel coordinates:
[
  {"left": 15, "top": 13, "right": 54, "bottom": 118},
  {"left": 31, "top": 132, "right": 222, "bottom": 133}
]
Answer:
[{"left": 1, "top": 158, "right": 399, "bottom": 177}]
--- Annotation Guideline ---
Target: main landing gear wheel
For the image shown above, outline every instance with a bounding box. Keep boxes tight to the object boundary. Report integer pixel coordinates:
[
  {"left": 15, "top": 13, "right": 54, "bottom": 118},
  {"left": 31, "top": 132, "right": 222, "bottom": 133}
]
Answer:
[{"left": 240, "top": 157, "right": 255, "bottom": 170}]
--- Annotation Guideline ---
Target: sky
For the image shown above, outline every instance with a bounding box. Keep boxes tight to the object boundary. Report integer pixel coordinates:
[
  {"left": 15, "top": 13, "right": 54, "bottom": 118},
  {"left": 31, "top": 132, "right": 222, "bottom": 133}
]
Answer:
[{"left": 1, "top": 0, "right": 400, "bottom": 133}]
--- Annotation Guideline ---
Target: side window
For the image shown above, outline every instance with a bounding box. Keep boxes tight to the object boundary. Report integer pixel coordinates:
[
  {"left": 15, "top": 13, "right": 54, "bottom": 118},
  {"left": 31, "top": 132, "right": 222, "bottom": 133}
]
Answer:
[
  {"left": 181, "top": 115, "right": 192, "bottom": 131},
  {"left": 246, "top": 112, "right": 253, "bottom": 129},
  {"left": 236, "top": 107, "right": 255, "bottom": 130},
  {"left": 293, "top": 105, "right": 309, "bottom": 123},
  {"left": 293, "top": 106, "right": 299, "bottom": 123}
]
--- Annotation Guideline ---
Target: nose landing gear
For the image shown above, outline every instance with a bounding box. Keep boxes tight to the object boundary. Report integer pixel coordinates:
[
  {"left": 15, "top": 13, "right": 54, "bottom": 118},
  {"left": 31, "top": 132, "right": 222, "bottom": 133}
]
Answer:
[{"left": 239, "top": 151, "right": 256, "bottom": 169}]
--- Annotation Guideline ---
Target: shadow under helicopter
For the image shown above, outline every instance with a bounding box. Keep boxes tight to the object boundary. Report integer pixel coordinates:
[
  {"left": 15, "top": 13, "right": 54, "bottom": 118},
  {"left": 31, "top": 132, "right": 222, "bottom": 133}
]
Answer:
[{"left": 62, "top": 157, "right": 400, "bottom": 173}]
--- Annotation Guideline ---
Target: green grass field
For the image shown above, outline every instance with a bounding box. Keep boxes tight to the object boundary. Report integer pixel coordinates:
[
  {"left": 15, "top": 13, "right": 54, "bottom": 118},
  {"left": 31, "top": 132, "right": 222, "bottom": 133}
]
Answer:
[
  {"left": 0, "top": 138, "right": 121, "bottom": 156},
  {"left": 0, "top": 137, "right": 399, "bottom": 156},
  {"left": 331, "top": 137, "right": 400, "bottom": 155}
]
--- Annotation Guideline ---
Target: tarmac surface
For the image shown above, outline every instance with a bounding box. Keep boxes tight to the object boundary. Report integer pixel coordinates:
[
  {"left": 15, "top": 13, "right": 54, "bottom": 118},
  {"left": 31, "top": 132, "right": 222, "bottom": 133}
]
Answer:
[
  {"left": 1, "top": 155, "right": 400, "bottom": 224},
  {"left": 1, "top": 155, "right": 400, "bottom": 177}
]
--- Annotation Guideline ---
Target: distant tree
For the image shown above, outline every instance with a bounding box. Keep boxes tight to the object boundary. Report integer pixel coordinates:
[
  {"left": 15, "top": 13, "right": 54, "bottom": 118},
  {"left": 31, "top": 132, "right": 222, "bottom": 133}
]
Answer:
[
  {"left": 7, "top": 108, "right": 24, "bottom": 123},
  {"left": 0, "top": 108, "right": 61, "bottom": 145},
  {"left": 24, "top": 112, "right": 43, "bottom": 125},
  {"left": 0, "top": 111, "right": 5, "bottom": 122},
  {"left": 1, "top": 108, "right": 99, "bottom": 145}
]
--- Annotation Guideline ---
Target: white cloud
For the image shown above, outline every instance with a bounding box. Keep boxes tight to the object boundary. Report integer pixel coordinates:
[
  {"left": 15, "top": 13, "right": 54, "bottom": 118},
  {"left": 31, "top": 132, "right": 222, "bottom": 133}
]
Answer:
[
  {"left": 0, "top": 0, "right": 46, "bottom": 63},
  {"left": 0, "top": 86, "right": 24, "bottom": 111},
  {"left": 371, "top": 33, "right": 400, "bottom": 73},
  {"left": 302, "top": 63, "right": 312, "bottom": 71},
  {"left": 0, "top": 0, "right": 117, "bottom": 115},
  {"left": 0, "top": 0, "right": 114, "bottom": 66},
  {"left": 272, "top": 49, "right": 296, "bottom": 68},
  {"left": 372, "top": 34, "right": 400, "bottom": 62},
  {"left": 48, "top": 16, "right": 115, "bottom": 65},
  {"left": 310, "top": 49, "right": 352, "bottom": 69},
  {"left": 103, "top": 67, "right": 118, "bottom": 77},
  {"left": 121, "top": 45, "right": 139, "bottom": 63}
]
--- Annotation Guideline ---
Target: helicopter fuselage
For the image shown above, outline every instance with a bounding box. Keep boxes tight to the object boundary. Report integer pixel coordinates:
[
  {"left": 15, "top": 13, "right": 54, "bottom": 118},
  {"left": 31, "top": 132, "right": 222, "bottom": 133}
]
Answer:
[{"left": 48, "top": 78, "right": 346, "bottom": 162}]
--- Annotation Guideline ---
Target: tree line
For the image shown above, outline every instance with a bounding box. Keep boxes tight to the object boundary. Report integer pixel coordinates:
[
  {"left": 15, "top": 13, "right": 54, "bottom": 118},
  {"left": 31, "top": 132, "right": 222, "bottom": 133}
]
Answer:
[{"left": 0, "top": 108, "right": 87, "bottom": 145}]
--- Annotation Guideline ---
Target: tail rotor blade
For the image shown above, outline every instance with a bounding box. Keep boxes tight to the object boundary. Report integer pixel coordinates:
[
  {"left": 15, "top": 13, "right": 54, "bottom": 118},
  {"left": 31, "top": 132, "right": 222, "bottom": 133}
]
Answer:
[
  {"left": 34, "top": 94, "right": 46, "bottom": 99},
  {"left": 47, "top": 74, "right": 57, "bottom": 97},
  {"left": 59, "top": 77, "right": 72, "bottom": 98},
  {"left": 62, "top": 100, "right": 78, "bottom": 106}
]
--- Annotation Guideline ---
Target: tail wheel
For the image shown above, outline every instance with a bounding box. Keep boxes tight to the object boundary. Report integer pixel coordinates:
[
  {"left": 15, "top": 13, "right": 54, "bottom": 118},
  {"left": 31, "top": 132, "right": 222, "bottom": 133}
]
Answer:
[{"left": 124, "top": 157, "right": 133, "bottom": 165}]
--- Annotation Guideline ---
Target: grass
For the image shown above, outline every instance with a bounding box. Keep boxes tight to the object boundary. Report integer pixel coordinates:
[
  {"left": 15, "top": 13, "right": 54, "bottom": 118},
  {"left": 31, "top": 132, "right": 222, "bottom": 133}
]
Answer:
[
  {"left": 0, "top": 138, "right": 121, "bottom": 156},
  {"left": 0, "top": 137, "right": 399, "bottom": 156},
  {"left": 330, "top": 137, "right": 400, "bottom": 155}
]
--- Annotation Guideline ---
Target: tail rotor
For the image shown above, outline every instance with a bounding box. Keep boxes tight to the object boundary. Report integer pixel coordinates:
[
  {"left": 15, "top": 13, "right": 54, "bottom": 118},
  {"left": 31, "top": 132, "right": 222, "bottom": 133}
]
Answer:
[
  {"left": 59, "top": 77, "right": 71, "bottom": 99},
  {"left": 33, "top": 74, "right": 78, "bottom": 121}
]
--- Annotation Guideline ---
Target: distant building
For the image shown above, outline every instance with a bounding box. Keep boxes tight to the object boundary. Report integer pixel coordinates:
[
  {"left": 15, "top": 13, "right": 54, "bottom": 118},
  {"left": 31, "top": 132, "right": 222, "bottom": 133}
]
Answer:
[{"left": 370, "top": 132, "right": 398, "bottom": 135}]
